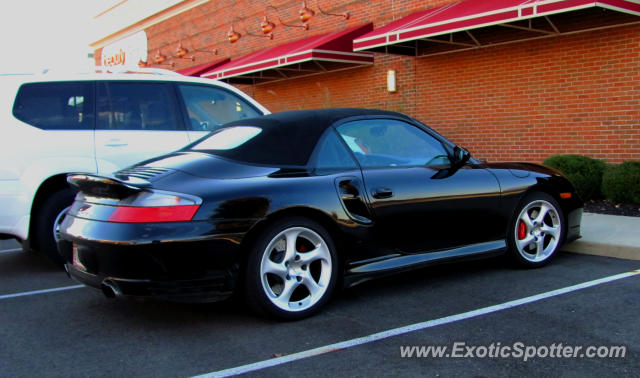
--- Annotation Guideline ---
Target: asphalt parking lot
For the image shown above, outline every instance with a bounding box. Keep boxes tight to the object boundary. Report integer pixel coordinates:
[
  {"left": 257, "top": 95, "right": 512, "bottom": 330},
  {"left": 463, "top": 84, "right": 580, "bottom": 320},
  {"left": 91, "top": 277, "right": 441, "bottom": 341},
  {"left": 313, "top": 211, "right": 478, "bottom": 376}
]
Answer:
[{"left": 1, "top": 245, "right": 638, "bottom": 377}]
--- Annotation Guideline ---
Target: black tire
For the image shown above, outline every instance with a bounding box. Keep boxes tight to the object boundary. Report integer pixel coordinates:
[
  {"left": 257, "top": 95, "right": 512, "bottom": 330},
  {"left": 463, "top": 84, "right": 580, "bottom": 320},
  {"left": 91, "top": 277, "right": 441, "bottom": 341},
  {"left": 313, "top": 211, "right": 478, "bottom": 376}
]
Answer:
[
  {"left": 244, "top": 217, "right": 339, "bottom": 320},
  {"left": 507, "top": 192, "right": 564, "bottom": 268},
  {"left": 33, "top": 188, "right": 75, "bottom": 266}
]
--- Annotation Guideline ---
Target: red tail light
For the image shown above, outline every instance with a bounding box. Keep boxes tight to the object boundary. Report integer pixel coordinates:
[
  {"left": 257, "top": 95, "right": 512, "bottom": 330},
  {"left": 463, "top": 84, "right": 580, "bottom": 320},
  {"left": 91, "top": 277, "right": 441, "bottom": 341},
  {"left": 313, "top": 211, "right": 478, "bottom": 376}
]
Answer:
[{"left": 108, "top": 205, "right": 200, "bottom": 223}]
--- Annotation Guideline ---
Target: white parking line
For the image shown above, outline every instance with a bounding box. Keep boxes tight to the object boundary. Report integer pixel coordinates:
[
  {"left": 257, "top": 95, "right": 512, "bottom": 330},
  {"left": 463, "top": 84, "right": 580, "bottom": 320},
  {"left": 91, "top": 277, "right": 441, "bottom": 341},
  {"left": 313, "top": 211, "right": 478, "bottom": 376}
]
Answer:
[
  {"left": 194, "top": 268, "right": 640, "bottom": 378},
  {"left": 0, "top": 285, "right": 84, "bottom": 300},
  {"left": 0, "top": 248, "right": 22, "bottom": 254}
]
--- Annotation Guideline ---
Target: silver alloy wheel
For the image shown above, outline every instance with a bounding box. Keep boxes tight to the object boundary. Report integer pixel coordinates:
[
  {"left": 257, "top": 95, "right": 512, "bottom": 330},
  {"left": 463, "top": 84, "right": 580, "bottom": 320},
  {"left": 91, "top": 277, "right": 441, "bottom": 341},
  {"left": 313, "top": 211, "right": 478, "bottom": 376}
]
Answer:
[
  {"left": 53, "top": 206, "right": 70, "bottom": 243},
  {"left": 260, "top": 226, "right": 332, "bottom": 312},
  {"left": 514, "top": 199, "right": 561, "bottom": 262}
]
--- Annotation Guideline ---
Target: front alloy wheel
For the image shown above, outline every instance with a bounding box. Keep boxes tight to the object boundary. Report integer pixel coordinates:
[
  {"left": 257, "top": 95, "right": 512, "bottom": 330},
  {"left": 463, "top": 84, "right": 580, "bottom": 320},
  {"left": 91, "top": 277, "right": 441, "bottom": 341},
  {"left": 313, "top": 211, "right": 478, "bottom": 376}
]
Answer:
[
  {"left": 510, "top": 192, "right": 564, "bottom": 267},
  {"left": 245, "top": 218, "right": 338, "bottom": 319}
]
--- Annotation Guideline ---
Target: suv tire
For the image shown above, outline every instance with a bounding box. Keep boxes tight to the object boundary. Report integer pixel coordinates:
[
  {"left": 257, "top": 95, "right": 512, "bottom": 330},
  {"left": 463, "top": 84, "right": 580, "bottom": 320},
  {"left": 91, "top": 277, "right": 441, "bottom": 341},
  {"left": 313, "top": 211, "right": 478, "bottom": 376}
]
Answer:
[{"left": 33, "top": 188, "right": 75, "bottom": 266}]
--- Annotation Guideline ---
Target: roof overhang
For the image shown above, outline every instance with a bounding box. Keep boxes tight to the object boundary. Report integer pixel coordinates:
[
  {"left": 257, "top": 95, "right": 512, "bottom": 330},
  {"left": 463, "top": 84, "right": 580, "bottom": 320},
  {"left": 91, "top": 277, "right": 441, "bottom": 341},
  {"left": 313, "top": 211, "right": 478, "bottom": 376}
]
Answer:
[
  {"left": 91, "top": 0, "right": 209, "bottom": 50},
  {"left": 176, "top": 58, "right": 230, "bottom": 77},
  {"left": 202, "top": 24, "right": 374, "bottom": 84},
  {"left": 353, "top": 0, "right": 640, "bottom": 56}
]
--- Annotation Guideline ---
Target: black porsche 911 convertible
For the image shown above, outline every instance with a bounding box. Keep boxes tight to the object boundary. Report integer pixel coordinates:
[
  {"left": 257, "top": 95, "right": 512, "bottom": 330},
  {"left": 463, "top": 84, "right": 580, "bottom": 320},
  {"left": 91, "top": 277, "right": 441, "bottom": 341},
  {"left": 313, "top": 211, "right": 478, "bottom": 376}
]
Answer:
[{"left": 58, "top": 108, "right": 582, "bottom": 319}]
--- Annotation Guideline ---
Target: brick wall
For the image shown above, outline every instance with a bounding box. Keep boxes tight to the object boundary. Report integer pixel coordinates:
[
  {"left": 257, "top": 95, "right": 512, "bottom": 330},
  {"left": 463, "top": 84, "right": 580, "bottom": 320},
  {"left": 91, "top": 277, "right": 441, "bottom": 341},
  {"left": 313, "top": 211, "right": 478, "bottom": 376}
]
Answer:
[
  {"left": 414, "top": 24, "right": 640, "bottom": 163},
  {"left": 96, "top": 0, "right": 640, "bottom": 163}
]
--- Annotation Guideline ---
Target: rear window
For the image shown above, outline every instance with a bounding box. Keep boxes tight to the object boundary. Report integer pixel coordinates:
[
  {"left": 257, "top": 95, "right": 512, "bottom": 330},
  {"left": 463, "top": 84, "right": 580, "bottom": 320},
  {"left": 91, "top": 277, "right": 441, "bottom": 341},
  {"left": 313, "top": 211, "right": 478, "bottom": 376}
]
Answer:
[
  {"left": 12, "top": 81, "right": 95, "bottom": 130},
  {"left": 185, "top": 118, "right": 323, "bottom": 166},
  {"left": 190, "top": 126, "right": 262, "bottom": 150}
]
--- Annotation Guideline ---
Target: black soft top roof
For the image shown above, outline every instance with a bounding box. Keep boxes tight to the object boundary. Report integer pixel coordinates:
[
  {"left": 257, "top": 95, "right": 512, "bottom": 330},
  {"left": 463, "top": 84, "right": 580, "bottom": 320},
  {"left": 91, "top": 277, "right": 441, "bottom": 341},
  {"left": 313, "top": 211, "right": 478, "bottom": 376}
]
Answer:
[{"left": 188, "top": 108, "right": 410, "bottom": 166}]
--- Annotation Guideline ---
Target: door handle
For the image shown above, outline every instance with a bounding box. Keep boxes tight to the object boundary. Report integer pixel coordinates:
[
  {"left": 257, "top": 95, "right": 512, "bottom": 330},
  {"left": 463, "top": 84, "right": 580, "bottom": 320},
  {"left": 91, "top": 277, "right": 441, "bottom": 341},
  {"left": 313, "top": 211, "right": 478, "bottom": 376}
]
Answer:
[
  {"left": 372, "top": 187, "right": 393, "bottom": 199},
  {"left": 105, "top": 138, "right": 128, "bottom": 147}
]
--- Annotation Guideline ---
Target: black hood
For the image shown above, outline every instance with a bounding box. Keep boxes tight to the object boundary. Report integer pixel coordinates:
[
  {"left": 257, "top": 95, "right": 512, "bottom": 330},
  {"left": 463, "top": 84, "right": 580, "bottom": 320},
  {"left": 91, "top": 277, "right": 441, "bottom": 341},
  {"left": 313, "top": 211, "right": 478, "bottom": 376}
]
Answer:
[
  {"left": 482, "top": 162, "right": 561, "bottom": 175},
  {"left": 479, "top": 162, "right": 565, "bottom": 179}
]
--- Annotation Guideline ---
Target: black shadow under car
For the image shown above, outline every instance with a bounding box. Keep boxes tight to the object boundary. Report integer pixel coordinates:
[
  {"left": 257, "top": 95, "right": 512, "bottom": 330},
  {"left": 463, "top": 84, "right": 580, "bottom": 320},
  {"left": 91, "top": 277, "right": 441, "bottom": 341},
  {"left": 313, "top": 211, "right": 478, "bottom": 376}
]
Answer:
[{"left": 57, "top": 108, "right": 583, "bottom": 319}]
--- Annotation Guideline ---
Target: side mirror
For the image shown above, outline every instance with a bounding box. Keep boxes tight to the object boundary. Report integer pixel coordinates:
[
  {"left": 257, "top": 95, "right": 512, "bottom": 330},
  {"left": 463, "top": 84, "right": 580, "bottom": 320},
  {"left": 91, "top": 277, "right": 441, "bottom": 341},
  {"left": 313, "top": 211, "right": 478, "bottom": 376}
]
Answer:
[{"left": 452, "top": 146, "right": 471, "bottom": 166}]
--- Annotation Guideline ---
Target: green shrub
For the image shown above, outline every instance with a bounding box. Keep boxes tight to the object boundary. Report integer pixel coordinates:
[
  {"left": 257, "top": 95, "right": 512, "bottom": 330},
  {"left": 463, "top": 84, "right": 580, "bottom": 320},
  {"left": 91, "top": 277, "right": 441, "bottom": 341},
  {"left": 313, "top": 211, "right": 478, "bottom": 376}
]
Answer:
[
  {"left": 543, "top": 154, "right": 606, "bottom": 201},
  {"left": 601, "top": 162, "right": 640, "bottom": 205}
]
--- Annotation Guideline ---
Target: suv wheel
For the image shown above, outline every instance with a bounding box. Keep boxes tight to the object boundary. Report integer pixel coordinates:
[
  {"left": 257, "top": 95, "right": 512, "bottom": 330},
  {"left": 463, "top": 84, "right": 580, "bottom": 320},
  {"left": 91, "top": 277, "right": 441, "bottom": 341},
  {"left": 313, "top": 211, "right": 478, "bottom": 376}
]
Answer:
[{"left": 33, "top": 188, "right": 75, "bottom": 266}]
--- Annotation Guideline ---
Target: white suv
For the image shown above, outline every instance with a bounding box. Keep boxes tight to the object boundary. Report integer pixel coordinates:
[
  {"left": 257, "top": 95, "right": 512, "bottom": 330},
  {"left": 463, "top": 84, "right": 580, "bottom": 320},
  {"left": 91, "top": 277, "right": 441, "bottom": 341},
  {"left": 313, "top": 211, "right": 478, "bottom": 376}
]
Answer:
[{"left": 0, "top": 68, "right": 269, "bottom": 264}]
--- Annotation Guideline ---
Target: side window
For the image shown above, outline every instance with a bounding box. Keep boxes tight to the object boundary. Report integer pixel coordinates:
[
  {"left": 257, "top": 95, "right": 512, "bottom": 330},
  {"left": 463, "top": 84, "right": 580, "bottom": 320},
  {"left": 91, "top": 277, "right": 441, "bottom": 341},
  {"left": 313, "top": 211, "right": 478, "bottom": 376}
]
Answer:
[
  {"left": 12, "top": 81, "right": 94, "bottom": 130},
  {"left": 313, "top": 130, "right": 357, "bottom": 170},
  {"left": 177, "top": 84, "right": 261, "bottom": 131},
  {"left": 337, "top": 119, "right": 450, "bottom": 168},
  {"left": 97, "top": 82, "right": 183, "bottom": 131}
]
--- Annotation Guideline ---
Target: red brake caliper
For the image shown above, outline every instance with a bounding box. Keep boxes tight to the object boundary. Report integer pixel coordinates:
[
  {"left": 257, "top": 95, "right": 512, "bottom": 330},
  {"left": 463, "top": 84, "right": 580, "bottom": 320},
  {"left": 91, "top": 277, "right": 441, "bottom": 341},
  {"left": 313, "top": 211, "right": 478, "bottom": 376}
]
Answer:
[{"left": 517, "top": 220, "right": 527, "bottom": 240}]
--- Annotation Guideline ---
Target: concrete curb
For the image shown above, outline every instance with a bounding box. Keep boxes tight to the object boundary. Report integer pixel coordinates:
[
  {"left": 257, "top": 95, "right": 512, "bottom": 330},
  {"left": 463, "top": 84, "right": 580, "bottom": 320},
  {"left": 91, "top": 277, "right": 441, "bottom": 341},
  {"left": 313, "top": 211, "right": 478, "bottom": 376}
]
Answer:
[
  {"left": 562, "top": 241, "right": 640, "bottom": 260},
  {"left": 562, "top": 213, "right": 640, "bottom": 261}
]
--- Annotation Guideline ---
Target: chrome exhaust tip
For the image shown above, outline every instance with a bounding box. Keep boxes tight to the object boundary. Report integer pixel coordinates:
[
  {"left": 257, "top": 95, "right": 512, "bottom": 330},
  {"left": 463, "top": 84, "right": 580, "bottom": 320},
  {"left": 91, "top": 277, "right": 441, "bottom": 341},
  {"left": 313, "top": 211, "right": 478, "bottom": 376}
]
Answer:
[{"left": 101, "top": 280, "right": 121, "bottom": 298}]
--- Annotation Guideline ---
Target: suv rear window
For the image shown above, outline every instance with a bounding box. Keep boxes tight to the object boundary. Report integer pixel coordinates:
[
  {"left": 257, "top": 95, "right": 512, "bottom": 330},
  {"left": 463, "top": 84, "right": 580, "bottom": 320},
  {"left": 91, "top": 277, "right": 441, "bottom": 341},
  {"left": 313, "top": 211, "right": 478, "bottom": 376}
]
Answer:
[{"left": 12, "top": 82, "right": 95, "bottom": 130}]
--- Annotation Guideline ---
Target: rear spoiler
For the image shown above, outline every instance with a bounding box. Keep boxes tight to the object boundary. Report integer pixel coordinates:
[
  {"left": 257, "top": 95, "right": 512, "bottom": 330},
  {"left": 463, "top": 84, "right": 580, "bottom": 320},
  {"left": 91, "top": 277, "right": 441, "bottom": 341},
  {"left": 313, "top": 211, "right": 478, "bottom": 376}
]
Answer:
[{"left": 67, "top": 174, "right": 150, "bottom": 199}]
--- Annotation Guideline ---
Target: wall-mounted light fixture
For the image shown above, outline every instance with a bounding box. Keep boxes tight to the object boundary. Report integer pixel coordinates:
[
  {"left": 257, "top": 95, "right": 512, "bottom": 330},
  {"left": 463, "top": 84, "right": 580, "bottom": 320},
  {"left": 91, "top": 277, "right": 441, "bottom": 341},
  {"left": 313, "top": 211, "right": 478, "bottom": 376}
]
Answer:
[
  {"left": 260, "top": 15, "right": 276, "bottom": 34},
  {"left": 174, "top": 42, "right": 196, "bottom": 61},
  {"left": 148, "top": 50, "right": 175, "bottom": 67},
  {"left": 266, "top": 4, "right": 310, "bottom": 30},
  {"left": 154, "top": 50, "right": 168, "bottom": 64},
  {"left": 241, "top": 16, "right": 274, "bottom": 40},
  {"left": 228, "top": 26, "right": 241, "bottom": 43},
  {"left": 257, "top": 1, "right": 349, "bottom": 35},
  {"left": 316, "top": 0, "right": 350, "bottom": 19},
  {"left": 228, "top": 18, "right": 242, "bottom": 43},
  {"left": 299, "top": 1, "right": 315, "bottom": 23},
  {"left": 175, "top": 42, "right": 188, "bottom": 58},
  {"left": 387, "top": 70, "right": 397, "bottom": 92}
]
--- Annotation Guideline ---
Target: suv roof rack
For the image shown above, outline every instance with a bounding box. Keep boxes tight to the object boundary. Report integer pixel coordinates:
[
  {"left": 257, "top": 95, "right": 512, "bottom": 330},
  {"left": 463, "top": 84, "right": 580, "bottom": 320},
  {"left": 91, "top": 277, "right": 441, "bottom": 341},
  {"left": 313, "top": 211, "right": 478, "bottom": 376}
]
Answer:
[
  {"left": 35, "top": 67, "right": 183, "bottom": 76},
  {"left": 93, "top": 66, "right": 182, "bottom": 76}
]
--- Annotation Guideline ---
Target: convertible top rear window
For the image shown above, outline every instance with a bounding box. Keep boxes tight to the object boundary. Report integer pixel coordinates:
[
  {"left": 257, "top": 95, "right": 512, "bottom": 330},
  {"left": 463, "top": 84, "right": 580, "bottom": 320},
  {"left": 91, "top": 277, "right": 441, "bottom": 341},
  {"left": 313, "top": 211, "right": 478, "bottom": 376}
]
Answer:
[{"left": 190, "top": 126, "right": 261, "bottom": 150}]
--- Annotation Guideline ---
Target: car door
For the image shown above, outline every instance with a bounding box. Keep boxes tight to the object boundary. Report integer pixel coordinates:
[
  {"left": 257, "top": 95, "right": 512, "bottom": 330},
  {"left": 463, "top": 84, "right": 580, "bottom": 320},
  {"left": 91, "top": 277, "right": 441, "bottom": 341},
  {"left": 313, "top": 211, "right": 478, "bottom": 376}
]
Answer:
[
  {"left": 94, "top": 81, "right": 191, "bottom": 175},
  {"left": 175, "top": 83, "right": 265, "bottom": 142},
  {"left": 336, "top": 118, "right": 503, "bottom": 254}
]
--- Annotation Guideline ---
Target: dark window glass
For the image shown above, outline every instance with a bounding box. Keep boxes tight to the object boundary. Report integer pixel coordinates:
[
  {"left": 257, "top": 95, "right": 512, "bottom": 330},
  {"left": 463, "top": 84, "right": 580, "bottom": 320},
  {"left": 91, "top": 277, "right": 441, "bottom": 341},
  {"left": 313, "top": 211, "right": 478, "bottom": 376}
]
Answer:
[
  {"left": 337, "top": 119, "right": 450, "bottom": 168},
  {"left": 12, "top": 81, "right": 94, "bottom": 130},
  {"left": 177, "top": 84, "right": 261, "bottom": 131},
  {"left": 313, "top": 130, "right": 357, "bottom": 170},
  {"left": 97, "top": 82, "right": 183, "bottom": 131}
]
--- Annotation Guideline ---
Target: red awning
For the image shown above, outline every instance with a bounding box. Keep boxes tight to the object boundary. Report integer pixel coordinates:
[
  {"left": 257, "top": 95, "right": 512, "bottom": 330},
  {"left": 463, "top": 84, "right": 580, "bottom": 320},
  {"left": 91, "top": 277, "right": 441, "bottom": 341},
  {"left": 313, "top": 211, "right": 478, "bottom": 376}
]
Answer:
[
  {"left": 354, "top": 0, "right": 640, "bottom": 56},
  {"left": 177, "top": 58, "right": 230, "bottom": 77},
  {"left": 202, "top": 24, "right": 374, "bottom": 84}
]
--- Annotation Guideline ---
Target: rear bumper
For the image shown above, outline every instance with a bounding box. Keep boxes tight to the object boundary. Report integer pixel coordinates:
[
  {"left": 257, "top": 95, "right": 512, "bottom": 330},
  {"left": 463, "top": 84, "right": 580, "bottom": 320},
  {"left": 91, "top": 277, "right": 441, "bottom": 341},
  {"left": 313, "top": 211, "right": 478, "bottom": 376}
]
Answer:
[
  {"left": 65, "top": 264, "right": 234, "bottom": 302},
  {"left": 57, "top": 215, "right": 252, "bottom": 302}
]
